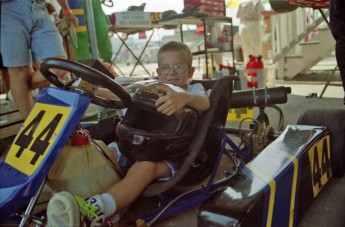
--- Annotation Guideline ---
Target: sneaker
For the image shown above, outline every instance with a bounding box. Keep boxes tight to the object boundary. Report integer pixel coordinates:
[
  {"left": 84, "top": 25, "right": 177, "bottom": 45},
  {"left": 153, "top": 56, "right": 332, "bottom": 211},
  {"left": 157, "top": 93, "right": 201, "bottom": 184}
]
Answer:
[
  {"left": 6, "top": 90, "right": 13, "bottom": 102},
  {"left": 47, "top": 191, "right": 105, "bottom": 227}
]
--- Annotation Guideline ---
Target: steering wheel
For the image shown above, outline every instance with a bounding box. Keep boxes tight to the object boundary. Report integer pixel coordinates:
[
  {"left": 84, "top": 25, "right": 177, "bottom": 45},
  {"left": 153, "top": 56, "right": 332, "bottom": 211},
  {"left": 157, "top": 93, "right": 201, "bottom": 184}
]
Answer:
[{"left": 40, "top": 58, "right": 131, "bottom": 109}]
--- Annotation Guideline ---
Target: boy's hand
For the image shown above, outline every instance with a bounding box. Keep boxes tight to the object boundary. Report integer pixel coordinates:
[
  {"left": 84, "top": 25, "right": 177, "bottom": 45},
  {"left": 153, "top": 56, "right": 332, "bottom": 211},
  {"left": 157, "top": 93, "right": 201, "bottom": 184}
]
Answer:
[{"left": 154, "top": 84, "right": 189, "bottom": 116}]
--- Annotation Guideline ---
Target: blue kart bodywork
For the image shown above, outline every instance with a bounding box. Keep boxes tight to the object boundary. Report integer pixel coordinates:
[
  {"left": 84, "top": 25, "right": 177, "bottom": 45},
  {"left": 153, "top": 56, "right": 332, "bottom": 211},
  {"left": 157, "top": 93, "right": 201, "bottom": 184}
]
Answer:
[
  {"left": 198, "top": 125, "right": 331, "bottom": 227},
  {"left": 0, "top": 87, "right": 91, "bottom": 222}
]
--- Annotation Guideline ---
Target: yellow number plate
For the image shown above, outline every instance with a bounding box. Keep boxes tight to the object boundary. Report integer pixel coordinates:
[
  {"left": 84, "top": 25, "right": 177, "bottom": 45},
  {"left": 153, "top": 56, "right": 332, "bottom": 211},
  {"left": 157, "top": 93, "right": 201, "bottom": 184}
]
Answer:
[
  {"left": 308, "top": 135, "right": 332, "bottom": 197},
  {"left": 5, "top": 103, "right": 71, "bottom": 176}
]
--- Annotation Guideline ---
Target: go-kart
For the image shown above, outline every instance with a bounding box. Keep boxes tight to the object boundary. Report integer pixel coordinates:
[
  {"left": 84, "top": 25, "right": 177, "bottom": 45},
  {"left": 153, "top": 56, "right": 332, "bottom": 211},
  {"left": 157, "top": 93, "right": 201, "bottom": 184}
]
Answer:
[{"left": 0, "top": 58, "right": 344, "bottom": 227}]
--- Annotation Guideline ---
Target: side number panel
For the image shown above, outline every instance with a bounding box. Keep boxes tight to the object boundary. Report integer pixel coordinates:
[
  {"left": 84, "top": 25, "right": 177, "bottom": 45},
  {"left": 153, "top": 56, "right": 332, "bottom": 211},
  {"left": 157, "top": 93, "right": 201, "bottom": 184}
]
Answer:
[
  {"left": 5, "top": 103, "right": 71, "bottom": 176},
  {"left": 308, "top": 135, "right": 332, "bottom": 197}
]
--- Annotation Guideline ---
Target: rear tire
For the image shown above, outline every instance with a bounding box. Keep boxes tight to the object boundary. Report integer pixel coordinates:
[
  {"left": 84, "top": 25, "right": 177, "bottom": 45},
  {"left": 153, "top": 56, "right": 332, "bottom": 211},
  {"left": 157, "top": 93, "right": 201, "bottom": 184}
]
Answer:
[{"left": 297, "top": 109, "right": 345, "bottom": 177}]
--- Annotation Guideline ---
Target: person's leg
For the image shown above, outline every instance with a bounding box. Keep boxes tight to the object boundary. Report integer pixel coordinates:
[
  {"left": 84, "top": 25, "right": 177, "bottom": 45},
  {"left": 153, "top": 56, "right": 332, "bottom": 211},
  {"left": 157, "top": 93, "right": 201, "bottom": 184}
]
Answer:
[
  {"left": 239, "top": 22, "right": 250, "bottom": 64},
  {"left": 240, "top": 20, "right": 262, "bottom": 63},
  {"left": 335, "top": 38, "right": 345, "bottom": 102},
  {"left": 1, "top": 1, "right": 43, "bottom": 117},
  {"left": 0, "top": 68, "right": 10, "bottom": 94},
  {"left": 329, "top": 0, "right": 345, "bottom": 103},
  {"left": 30, "top": 2, "right": 67, "bottom": 88},
  {"left": 6, "top": 56, "right": 50, "bottom": 118},
  {"left": 1, "top": 71, "right": 10, "bottom": 94},
  {"left": 8, "top": 66, "right": 34, "bottom": 118},
  {"left": 249, "top": 21, "right": 262, "bottom": 57},
  {"left": 0, "top": 54, "right": 10, "bottom": 94}
]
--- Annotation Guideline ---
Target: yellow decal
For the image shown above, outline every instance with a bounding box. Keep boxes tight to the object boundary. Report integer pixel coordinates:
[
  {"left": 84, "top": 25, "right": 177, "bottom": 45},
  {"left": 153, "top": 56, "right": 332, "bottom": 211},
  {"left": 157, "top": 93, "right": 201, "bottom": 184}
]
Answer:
[
  {"left": 71, "top": 9, "right": 85, "bottom": 15},
  {"left": 308, "top": 135, "right": 332, "bottom": 197},
  {"left": 75, "top": 26, "right": 87, "bottom": 33},
  {"left": 271, "top": 147, "right": 299, "bottom": 227},
  {"left": 227, "top": 107, "right": 254, "bottom": 122},
  {"left": 5, "top": 103, "right": 71, "bottom": 176},
  {"left": 246, "top": 163, "right": 276, "bottom": 227},
  {"left": 150, "top": 12, "right": 162, "bottom": 24}
]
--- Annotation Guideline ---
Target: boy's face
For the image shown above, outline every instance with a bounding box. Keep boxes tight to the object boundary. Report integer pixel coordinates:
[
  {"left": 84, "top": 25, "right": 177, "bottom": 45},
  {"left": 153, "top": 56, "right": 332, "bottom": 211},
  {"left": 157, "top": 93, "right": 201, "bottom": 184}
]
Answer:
[{"left": 156, "top": 50, "right": 195, "bottom": 89}]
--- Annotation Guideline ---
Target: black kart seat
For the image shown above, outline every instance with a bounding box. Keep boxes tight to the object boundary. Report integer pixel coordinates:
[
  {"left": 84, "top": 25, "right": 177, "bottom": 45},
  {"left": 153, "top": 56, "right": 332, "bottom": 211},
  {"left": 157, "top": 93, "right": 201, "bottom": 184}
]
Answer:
[{"left": 142, "top": 75, "right": 238, "bottom": 197}]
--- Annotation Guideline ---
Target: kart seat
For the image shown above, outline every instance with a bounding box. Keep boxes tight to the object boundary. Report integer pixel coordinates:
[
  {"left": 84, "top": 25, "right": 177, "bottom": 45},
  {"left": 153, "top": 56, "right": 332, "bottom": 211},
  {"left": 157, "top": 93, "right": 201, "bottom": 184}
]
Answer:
[{"left": 142, "top": 75, "right": 238, "bottom": 197}]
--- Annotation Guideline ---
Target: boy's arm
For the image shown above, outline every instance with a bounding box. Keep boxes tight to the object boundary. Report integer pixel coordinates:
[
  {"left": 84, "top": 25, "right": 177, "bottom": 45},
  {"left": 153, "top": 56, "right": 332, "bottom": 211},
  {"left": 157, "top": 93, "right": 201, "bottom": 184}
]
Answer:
[
  {"left": 183, "top": 92, "right": 210, "bottom": 111},
  {"left": 155, "top": 87, "right": 210, "bottom": 116}
]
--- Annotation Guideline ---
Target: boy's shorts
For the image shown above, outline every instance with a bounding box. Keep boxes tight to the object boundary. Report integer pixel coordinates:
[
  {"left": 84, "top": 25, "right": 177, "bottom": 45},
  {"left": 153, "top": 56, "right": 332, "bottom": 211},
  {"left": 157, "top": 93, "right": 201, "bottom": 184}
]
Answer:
[
  {"left": 0, "top": 0, "right": 66, "bottom": 67},
  {"left": 108, "top": 142, "right": 185, "bottom": 181}
]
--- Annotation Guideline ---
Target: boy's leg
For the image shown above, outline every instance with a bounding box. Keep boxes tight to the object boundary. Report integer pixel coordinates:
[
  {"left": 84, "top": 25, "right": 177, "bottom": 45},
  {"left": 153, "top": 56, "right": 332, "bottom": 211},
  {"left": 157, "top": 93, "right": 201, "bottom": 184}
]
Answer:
[
  {"left": 107, "top": 161, "right": 171, "bottom": 211},
  {"left": 47, "top": 161, "right": 171, "bottom": 226}
]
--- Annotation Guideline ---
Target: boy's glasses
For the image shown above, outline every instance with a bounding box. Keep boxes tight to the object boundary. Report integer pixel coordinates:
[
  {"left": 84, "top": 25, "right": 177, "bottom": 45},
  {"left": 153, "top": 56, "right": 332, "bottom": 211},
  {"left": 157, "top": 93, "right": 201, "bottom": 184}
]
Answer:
[{"left": 159, "top": 64, "right": 188, "bottom": 74}]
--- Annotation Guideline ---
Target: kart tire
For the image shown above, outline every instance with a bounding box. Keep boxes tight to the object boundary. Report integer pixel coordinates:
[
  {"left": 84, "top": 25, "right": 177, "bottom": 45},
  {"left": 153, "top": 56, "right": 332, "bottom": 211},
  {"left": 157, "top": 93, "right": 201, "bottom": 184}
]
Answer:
[{"left": 297, "top": 108, "right": 345, "bottom": 177}]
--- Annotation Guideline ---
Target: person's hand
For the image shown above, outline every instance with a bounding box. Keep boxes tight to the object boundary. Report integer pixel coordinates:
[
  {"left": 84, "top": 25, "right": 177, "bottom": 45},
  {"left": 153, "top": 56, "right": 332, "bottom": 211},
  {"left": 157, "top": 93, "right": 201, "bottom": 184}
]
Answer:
[
  {"left": 154, "top": 84, "right": 189, "bottom": 116},
  {"left": 63, "top": 14, "right": 78, "bottom": 27}
]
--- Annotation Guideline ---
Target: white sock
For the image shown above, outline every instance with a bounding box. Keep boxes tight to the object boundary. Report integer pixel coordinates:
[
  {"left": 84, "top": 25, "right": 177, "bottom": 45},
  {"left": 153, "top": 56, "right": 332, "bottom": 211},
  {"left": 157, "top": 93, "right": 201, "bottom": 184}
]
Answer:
[{"left": 100, "top": 193, "right": 116, "bottom": 218}]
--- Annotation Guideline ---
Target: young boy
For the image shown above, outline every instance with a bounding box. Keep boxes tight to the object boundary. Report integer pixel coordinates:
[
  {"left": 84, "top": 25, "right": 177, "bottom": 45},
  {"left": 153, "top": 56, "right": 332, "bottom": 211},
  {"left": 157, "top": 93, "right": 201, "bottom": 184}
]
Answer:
[{"left": 46, "top": 41, "right": 210, "bottom": 226}]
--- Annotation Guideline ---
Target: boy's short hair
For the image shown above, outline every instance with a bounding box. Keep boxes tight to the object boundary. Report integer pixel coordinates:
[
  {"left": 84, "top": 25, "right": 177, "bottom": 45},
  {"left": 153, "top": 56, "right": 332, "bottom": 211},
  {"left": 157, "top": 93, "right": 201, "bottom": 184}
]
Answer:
[{"left": 158, "top": 41, "right": 193, "bottom": 67}]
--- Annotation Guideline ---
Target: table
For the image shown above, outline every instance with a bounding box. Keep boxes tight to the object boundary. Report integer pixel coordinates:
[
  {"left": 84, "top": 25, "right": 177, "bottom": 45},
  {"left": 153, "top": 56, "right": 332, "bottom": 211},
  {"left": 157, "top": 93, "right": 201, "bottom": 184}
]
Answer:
[
  {"left": 109, "top": 25, "right": 158, "bottom": 76},
  {"left": 108, "top": 11, "right": 169, "bottom": 76}
]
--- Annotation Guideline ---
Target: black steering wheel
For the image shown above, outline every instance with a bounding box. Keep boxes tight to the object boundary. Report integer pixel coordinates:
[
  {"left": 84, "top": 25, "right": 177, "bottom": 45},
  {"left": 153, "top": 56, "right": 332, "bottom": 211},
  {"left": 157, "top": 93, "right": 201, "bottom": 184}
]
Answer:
[{"left": 40, "top": 58, "right": 131, "bottom": 109}]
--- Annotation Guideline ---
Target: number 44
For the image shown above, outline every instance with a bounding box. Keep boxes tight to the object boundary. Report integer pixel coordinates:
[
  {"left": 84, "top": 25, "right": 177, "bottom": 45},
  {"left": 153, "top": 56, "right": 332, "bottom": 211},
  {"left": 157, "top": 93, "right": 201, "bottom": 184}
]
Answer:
[
  {"left": 14, "top": 110, "right": 63, "bottom": 165},
  {"left": 310, "top": 136, "right": 332, "bottom": 197}
]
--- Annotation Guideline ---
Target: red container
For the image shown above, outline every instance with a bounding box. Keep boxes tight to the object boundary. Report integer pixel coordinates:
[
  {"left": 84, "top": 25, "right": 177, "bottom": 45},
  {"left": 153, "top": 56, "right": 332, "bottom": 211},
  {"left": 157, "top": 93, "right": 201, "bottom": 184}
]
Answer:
[{"left": 246, "top": 55, "right": 264, "bottom": 88}]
